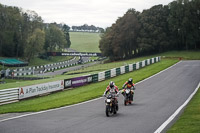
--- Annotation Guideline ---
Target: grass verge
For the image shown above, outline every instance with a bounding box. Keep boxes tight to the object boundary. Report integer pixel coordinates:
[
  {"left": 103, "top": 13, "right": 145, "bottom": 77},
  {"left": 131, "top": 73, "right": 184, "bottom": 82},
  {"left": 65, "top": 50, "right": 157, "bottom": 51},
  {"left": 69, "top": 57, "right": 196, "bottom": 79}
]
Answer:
[
  {"left": 0, "top": 58, "right": 178, "bottom": 114},
  {"left": 167, "top": 87, "right": 200, "bottom": 133}
]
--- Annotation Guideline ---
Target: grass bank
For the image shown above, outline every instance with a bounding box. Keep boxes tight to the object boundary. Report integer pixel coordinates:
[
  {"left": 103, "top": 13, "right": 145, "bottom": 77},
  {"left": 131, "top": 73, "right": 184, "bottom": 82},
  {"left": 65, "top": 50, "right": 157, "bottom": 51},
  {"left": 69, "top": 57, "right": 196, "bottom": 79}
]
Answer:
[
  {"left": 28, "top": 56, "right": 73, "bottom": 66},
  {"left": 167, "top": 87, "right": 200, "bottom": 133},
  {"left": 158, "top": 50, "right": 200, "bottom": 60},
  {"left": 0, "top": 58, "right": 178, "bottom": 114},
  {"left": 70, "top": 32, "right": 101, "bottom": 52}
]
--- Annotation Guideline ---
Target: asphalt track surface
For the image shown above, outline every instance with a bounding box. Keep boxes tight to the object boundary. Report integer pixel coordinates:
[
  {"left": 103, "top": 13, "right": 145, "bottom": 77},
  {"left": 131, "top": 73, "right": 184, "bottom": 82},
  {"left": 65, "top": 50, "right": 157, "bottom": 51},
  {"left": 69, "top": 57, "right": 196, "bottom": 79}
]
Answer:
[
  {"left": 0, "top": 60, "right": 200, "bottom": 133},
  {"left": 37, "top": 56, "right": 100, "bottom": 76}
]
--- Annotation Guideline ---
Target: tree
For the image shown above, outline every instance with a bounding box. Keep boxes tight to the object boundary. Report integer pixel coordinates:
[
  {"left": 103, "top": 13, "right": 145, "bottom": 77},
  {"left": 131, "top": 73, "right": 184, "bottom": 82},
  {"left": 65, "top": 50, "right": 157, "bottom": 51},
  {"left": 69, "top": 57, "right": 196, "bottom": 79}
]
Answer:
[
  {"left": 137, "top": 5, "right": 170, "bottom": 55},
  {"left": 62, "top": 24, "right": 71, "bottom": 48},
  {"left": 25, "top": 28, "right": 45, "bottom": 61},
  {"left": 44, "top": 24, "right": 67, "bottom": 52},
  {"left": 168, "top": 0, "right": 200, "bottom": 50},
  {"left": 99, "top": 9, "right": 140, "bottom": 61}
]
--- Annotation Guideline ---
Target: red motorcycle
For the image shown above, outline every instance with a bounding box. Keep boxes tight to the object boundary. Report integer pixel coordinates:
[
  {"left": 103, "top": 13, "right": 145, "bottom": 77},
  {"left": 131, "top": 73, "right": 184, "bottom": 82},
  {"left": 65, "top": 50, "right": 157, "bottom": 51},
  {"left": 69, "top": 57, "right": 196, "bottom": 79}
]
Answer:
[{"left": 123, "top": 88, "right": 134, "bottom": 106}]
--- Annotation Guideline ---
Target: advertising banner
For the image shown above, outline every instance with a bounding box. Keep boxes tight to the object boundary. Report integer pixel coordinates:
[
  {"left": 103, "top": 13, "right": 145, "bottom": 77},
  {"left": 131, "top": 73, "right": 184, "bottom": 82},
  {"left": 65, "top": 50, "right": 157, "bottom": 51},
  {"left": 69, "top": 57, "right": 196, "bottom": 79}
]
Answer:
[
  {"left": 47, "top": 52, "right": 102, "bottom": 57},
  {"left": 19, "top": 80, "right": 64, "bottom": 99},
  {"left": 64, "top": 76, "right": 92, "bottom": 88}
]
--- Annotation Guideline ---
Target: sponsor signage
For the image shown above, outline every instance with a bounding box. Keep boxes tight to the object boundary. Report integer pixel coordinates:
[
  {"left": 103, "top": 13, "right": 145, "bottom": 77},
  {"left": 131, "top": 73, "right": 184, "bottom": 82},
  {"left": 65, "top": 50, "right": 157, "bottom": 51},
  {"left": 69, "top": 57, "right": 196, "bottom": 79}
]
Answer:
[
  {"left": 19, "top": 80, "right": 64, "bottom": 99},
  {"left": 64, "top": 76, "right": 92, "bottom": 88},
  {"left": 47, "top": 52, "right": 102, "bottom": 57}
]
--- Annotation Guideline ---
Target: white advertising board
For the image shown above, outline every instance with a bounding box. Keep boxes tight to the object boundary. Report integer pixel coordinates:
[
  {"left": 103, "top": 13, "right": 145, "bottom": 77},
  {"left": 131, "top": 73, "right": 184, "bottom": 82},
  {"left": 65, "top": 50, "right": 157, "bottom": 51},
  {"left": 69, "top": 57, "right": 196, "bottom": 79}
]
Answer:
[{"left": 19, "top": 80, "right": 64, "bottom": 99}]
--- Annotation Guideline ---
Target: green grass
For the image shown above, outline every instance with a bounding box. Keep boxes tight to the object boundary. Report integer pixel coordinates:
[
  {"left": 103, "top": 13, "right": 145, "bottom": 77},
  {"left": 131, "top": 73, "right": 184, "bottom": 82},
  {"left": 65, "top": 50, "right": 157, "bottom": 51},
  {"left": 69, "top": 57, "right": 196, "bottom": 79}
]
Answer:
[
  {"left": 167, "top": 87, "right": 200, "bottom": 133},
  {"left": 0, "top": 58, "right": 178, "bottom": 114},
  {"left": 158, "top": 50, "right": 200, "bottom": 60},
  {"left": 70, "top": 32, "right": 101, "bottom": 52},
  {"left": 28, "top": 56, "right": 73, "bottom": 66}
]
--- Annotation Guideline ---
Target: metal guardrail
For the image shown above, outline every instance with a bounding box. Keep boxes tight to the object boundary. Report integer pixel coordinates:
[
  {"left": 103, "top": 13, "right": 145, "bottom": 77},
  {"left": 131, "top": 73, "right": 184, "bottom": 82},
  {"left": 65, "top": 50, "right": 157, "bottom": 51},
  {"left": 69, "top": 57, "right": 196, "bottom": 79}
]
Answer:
[{"left": 0, "top": 88, "right": 19, "bottom": 105}]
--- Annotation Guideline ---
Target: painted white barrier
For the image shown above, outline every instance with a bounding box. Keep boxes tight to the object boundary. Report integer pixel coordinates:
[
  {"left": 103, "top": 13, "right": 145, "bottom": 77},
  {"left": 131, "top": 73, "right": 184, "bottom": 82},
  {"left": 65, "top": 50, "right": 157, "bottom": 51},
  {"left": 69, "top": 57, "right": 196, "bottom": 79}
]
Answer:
[
  {"left": 129, "top": 64, "right": 133, "bottom": 72},
  {"left": 136, "top": 62, "right": 140, "bottom": 69},
  {"left": 98, "top": 71, "right": 105, "bottom": 81},
  {"left": 120, "top": 66, "right": 125, "bottom": 74},
  {"left": 111, "top": 68, "right": 116, "bottom": 77},
  {"left": 142, "top": 61, "right": 145, "bottom": 67},
  {"left": 152, "top": 58, "right": 154, "bottom": 64}
]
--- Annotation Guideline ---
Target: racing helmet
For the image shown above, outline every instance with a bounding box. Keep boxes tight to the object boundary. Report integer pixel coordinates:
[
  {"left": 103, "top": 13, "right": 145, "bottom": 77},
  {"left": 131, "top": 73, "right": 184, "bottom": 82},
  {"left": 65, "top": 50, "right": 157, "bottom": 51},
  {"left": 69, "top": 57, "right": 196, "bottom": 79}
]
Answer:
[
  {"left": 128, "top": 78, "right": 133, "bottom": 83},
  {"left": 109, "top": 81, "right": 115, "bottom": 88}
]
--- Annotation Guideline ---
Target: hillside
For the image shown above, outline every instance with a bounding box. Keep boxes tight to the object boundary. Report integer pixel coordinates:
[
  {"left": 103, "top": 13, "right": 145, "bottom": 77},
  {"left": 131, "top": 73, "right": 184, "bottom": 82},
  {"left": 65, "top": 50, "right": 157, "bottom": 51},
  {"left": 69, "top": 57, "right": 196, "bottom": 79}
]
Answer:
[{"left": 69, "top": 32, "right": 101, "bottom": 52}]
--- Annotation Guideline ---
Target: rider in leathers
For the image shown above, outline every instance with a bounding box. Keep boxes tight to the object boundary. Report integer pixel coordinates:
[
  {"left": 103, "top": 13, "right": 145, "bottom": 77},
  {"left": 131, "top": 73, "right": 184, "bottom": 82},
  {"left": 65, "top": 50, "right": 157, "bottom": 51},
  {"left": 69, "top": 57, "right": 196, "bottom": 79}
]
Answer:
[
  {"left": 103, "top": 81, "right": 119, "bottom": 110},
  {"left": 121, "top": 78, "right": 135, "bottom": 100}
]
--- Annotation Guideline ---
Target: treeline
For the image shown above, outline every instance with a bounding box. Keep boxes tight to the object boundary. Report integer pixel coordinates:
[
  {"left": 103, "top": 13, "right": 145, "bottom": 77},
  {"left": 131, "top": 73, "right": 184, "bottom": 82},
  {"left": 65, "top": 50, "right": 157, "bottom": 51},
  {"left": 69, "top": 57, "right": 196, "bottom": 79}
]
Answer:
[
  {"left": 71, "top": 24, "right": 104, "bottom": 33},
  {"left": 0, "top": 3, "right": 71, "bottom": 61},
  {"left": 99, "top": 0, "right": 200, "bottom": 61}
]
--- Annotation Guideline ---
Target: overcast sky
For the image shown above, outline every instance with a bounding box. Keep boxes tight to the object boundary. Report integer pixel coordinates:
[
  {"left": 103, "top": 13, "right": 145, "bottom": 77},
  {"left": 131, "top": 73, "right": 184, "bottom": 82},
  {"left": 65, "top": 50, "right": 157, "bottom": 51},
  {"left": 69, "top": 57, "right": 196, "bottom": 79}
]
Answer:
[{"left": 0, "top": 0, "right": 173, "bottom": 28}]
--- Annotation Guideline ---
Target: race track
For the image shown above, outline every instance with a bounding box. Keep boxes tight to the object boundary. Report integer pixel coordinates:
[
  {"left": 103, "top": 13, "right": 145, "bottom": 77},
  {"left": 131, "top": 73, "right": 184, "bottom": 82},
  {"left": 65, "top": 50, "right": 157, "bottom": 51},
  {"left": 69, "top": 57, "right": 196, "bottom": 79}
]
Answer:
[{"left": 0, "top": 60, "right": 200, "bottom": 133}]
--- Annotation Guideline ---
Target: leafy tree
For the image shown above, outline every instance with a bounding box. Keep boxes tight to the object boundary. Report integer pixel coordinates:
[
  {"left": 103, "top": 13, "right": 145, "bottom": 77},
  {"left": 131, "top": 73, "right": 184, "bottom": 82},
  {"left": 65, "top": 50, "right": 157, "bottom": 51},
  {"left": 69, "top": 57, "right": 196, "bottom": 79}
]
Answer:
[
  {"left": 44, "top": 24, "right": 67, "bottom": 52},
  {"left": 137, "top": 5, "right": 170, "bottom": 54},
  {"left": 99, "top": 9, "right": 140, "bottom": 61},
  {"left": 62, "top": 24, "right": 71, "bottom": 48},
  {"left": 25, "top": 28, "right": 45, "bottom": 61}
]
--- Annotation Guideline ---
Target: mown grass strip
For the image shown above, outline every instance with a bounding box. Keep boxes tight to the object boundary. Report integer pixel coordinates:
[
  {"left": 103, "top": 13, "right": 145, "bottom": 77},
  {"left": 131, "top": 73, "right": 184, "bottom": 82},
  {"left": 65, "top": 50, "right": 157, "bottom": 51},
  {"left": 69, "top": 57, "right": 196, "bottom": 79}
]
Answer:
[
  {"left": 0, "top": 59, "right": 178, "bottom": 114},
  {"left": 70, "top": 32, "right": 101, "bottom": 52},
  {"left": 167, "top": 87, "right": 200, "bottom": 133}
]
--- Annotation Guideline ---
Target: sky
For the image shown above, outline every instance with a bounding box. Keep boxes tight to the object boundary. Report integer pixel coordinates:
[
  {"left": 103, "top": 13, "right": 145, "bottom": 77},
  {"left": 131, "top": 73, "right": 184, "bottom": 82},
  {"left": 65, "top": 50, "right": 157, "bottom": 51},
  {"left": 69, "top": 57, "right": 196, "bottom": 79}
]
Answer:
[{"left": 0, "top": 0, "right": 173, "bottom": 28}]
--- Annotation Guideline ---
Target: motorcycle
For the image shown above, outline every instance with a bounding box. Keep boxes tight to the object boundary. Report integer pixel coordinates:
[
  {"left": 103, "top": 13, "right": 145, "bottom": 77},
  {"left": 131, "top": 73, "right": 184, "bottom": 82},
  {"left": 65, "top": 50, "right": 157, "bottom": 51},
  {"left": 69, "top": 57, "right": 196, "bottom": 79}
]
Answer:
[
  {"left": 104, "top": 93, "right": 119, "bottom": 117},
  {"left": 123, "top": 88, "right": 134, "bottom": 106}
]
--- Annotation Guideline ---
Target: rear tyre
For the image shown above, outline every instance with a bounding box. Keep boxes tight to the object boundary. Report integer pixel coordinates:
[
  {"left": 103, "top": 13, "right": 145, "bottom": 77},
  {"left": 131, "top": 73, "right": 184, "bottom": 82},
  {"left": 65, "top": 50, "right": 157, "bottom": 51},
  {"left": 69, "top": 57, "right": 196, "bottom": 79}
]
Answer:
[{"left": 124, "top": 99, "right": 127, "bottom": 106}]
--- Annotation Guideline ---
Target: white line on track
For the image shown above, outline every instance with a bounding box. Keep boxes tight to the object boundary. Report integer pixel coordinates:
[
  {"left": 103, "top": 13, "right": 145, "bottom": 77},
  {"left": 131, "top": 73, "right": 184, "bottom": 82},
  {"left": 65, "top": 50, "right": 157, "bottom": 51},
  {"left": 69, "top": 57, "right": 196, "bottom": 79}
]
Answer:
[
  {"left": 0, "top": 60, "right": 182, "bottom": 123},
  {"left": 154, "top": 82, "right": 200, "bottom": 133}
]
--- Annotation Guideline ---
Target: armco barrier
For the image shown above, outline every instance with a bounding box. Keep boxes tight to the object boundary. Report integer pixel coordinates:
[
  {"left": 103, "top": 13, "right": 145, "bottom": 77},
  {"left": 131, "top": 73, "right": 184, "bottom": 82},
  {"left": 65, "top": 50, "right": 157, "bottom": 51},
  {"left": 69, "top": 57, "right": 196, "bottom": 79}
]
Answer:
[
  {"left": 0, "top": 88, "right": 18, "bottom": 105},
  {"left": 0, "top": 57, "right": 161, "bottom": 105}
]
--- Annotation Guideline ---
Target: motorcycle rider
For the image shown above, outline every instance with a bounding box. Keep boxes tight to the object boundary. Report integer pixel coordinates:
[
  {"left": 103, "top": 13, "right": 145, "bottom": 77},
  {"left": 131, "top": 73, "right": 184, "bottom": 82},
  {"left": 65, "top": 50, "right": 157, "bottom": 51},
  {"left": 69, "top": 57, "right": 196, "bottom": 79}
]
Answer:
[
  {"left": 103, "top": 81, "right": 119, "bottom": 110},
  {"left": 121, "top": 78, "right": 135, "bottom": 100}
]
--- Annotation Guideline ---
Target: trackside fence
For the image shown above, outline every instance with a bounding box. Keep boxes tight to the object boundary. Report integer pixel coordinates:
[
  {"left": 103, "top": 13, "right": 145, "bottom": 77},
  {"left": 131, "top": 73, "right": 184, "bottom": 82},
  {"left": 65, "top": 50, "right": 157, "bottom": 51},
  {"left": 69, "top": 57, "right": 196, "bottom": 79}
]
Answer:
[{"left": 0, "top": 57, "right": 161, "bottom": 105}]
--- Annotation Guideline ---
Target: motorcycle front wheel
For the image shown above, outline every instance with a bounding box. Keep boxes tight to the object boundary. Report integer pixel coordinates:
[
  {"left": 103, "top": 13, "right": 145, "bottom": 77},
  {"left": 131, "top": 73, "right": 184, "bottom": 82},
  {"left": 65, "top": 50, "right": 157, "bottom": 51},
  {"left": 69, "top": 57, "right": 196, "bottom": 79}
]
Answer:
[{"left": 106, "top": 105, "right": 110, "bottom": 117}]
